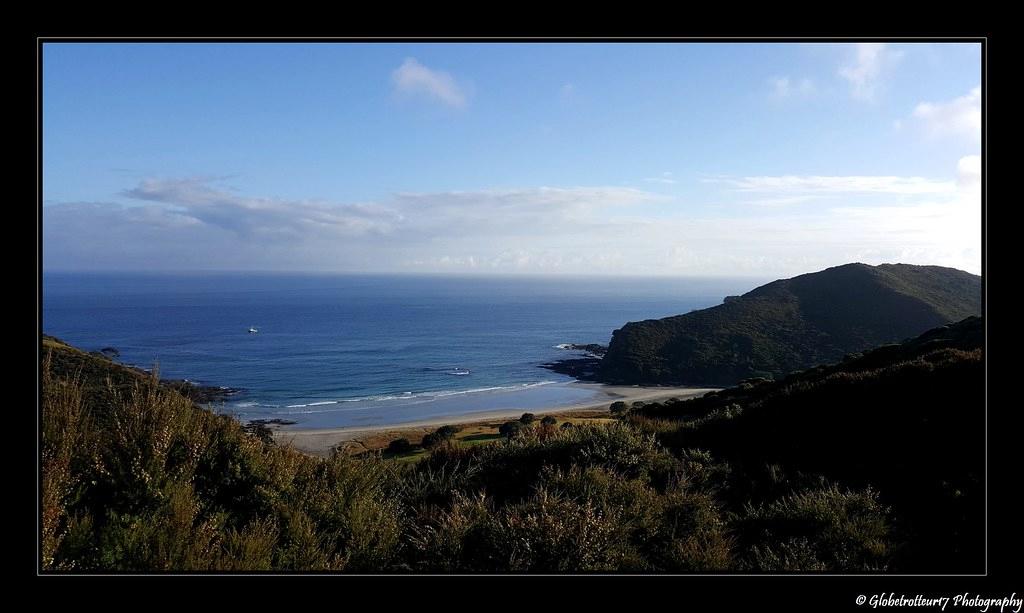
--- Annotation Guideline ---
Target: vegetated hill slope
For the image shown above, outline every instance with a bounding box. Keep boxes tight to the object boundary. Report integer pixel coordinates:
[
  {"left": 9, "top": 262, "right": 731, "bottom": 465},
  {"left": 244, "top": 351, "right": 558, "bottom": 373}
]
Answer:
[
  {"left": 599, "top": 263, "right": 980, "bottom": 385},
  {"left": 43, "top": 334, "right": 148, "bottom": 390},
  {"left": 628, "top": 315, "right": 984, "bottom": 572}
]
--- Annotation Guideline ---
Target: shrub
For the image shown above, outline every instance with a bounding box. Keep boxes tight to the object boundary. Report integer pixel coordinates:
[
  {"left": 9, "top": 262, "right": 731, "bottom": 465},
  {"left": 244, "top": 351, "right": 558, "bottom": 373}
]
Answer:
[
  {"left": 452, "top": 421, "right": 673, "bottom": 506},
  {"left": 42, "top": 362, "right": 91, "bottom": 570},
  {"left": 215, "top": 516, "right": 280, "bottom": 571},
  {"left": 276, "top": 509, "right": 333, "bottom": 570},
  {"left": 540, "top": 465, "right": 662, "bottom": 532},
  {"left": 287, "top": 453, "right": 404, "bottom": 571},
  {"left": 387, "top": 438, "right": 412, "bottom": 454},
  {"left": 435, "top": 425, "right": 462, "bottom": 439},
  {"left": 421, "top": 425, "right": 461, "bottom": 450},
  {"left": 399, "top": 451, "right": 483, "bottom": 509},
  {"left": 656, "top": 489, "right": 734, "bottom": 572},
  {"left": 498, "top": 421, "right": 524, "bottom": 438},
  {"left": 609, "top": 401, "right": 628, "bottom": 415},
  {"left": 406, "top": 492, "right": 492, "bottom": 572},
  {"left": 519, "top": 413, "right": 536, "bottom": 425},
  {"left": 736, "top": 484, "right": 891, "bottom": 572},
  {"left": 541, "top": 415, "right": 557, "bottom": 426},
  {"left": 478, "top": 489, "right": 637, "bottom": 572}
]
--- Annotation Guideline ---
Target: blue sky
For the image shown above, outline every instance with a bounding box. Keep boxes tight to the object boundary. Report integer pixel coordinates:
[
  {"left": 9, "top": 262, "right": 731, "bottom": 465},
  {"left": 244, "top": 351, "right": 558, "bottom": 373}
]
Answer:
[{"left": 43, "top": 42, "right": 982, "bottom": 276}]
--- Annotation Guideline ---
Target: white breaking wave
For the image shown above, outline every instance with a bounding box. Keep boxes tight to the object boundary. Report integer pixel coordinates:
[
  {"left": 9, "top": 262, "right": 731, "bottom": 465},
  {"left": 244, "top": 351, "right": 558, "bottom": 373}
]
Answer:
[
  {"left": 245, "top": 381, "right": 564, "bottom": 415},
  {"left": 285, "top": 400, "right": 340, "bottom": 408},
  {"left": 432, "top": 381, "right": 558, "bottom": 398}
]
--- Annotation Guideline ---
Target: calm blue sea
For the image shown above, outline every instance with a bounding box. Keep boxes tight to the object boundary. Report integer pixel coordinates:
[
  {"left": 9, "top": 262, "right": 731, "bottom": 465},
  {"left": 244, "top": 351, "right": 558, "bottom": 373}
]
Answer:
[{"left": 42, "top": 273, "right": 758, "bottom": 429}]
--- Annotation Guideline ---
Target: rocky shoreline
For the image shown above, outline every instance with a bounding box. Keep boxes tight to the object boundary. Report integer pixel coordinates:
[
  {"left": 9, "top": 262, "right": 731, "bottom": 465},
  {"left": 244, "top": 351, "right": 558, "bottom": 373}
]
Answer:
[
  {"left": 163, "top": 379, "right": 245, "bottom": 404},
  {"left": 248, "top": 418, "right": 298, "bottom": 426},
  {"left": 553, "top": 343, "right": 607, "bottom": 357},
  {"left": 79, "top": 342, "right": 246, "bottom": 403},
  {"left": 540, "top": 343, "right": 606, "bottom": 381}
]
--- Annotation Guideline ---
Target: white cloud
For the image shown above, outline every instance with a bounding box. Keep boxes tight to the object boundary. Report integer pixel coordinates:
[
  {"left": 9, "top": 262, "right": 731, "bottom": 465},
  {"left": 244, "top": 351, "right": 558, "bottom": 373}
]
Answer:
[
  {"left": 769, "top": 76, "right": 815, "bottom": 99},
  {"left": 120, "top": 178, "right": 662, "bottom": 244},
  {"left": 838, "top": 43, "right": 902, "bottom": 101},
  {"left": 644, "top": 172, "right": 676, "bottom": 185},
  {"left": 710, "top": 174, "right": 956, "bottom": 196},
  {"left": 739, "top": 195, "right": 825, "bottom": 207},
  {"left": 389, "top": 186, "right": 662, "bottom": 239},
  {"left": 44, "top": 179, "right": 666, "bottom": 273},
  {"left": 83, "top": 176, "right": 659, "bottom": 243},
  {"left": 957, "top": 154, "right": 981, "bottom": 186},
  {"left": 826, "top": 189, "right": 980, "bottom": 274},
  {"left": 124, "top": 177, "right": 400, "bottom": 239},
  {"left": 701, "top": 167, "right": 979, "bottom": 273},
  {"left": 910, "top": 86, "right": 981, "bottom": 144},
  {"left": 391, "top": 58, "right": 467, "bottom": 108}
]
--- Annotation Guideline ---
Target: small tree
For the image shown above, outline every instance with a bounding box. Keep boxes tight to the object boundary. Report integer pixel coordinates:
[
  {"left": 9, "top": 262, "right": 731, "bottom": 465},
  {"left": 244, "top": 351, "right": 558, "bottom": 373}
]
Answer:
[
  {"left": 541, "top": 415, "right": 557, "bottom": 426},
  {"left": 422, "top": 425, "right": 461, "bottom": 450},
  {"left": 420, "top": 432, "right": 440, "bottom": 449},
  {"left": 435, "top": 425, "right": 462, "bottom": 440},
  {"left": 519, "top": 413, "right": 536, "bottom": 425},
  {"left": 499, "top": 421, "right": 524, "bottom": 438},
  {"left": 387, "top": 438, "right": 412, "bottom": 454},
  {"left": 610, "top": 401, "right": 628, "bottom": 416}
]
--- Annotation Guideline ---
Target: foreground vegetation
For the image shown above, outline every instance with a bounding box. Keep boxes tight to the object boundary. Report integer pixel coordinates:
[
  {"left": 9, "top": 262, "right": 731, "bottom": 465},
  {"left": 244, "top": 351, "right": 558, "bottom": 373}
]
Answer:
[{"left": 42, "top": 318, "right": 982, "bottom": 572}]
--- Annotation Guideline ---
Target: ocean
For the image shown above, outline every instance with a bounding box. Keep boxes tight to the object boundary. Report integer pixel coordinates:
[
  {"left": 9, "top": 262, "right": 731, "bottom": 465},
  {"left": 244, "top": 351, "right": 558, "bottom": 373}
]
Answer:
[{"left": 42, "top": 273, "right": 759, "bottom": 429}]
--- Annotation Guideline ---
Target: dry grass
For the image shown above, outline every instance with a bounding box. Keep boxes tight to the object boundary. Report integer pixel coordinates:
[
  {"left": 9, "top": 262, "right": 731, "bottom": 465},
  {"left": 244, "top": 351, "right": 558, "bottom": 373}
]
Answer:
[{"left": 339, "top": 412, "right": 615, "bottom": 459}]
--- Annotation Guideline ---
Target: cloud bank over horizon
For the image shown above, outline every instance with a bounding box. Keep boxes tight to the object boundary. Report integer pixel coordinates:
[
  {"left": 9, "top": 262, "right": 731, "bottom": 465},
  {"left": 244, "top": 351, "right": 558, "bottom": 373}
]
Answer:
[{"left": 44, "top": 154, "right": 981, "bottom": 277}]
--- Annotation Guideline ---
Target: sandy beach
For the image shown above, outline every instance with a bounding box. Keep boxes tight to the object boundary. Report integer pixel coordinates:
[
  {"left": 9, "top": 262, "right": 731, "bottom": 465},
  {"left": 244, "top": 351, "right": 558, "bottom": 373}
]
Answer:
[{"left": 272, "top": 383, "right": 717, "bottom": 457}]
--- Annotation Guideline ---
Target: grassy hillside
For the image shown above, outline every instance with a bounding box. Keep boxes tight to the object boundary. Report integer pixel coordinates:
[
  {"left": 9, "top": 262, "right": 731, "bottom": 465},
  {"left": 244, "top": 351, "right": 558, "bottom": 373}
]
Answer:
[
  {"left": 41, "top": 319, "right": 983, "bottom": 572},
  {"left": 599, "top": 263, "right": 980, "bottom": 385}
]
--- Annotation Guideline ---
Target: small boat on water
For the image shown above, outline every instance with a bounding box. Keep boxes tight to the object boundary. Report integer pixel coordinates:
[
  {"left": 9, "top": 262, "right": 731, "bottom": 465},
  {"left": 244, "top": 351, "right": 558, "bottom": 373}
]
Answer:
[
  {"left": 248, "top": 326, "right": 259, "bottom": 334},
  {"left": 448, "top": 367, "right": 471, "bottom": 376}
]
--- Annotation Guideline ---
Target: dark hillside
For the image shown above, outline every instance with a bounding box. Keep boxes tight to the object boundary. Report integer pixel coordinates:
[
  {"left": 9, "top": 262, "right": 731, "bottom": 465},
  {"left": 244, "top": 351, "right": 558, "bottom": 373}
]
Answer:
[
  {"left": 627, "top": 316, "right": 984, "bottom": 572},
  {"left": 600, "top": 263, "right": 980, "bottom": 385}
]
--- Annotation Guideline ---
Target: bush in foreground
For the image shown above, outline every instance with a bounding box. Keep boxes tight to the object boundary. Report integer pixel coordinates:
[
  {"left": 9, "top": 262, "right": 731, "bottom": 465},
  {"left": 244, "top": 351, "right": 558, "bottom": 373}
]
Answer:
[{"left": 735, "top": 484, "right": 891, "bottom": 572}]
